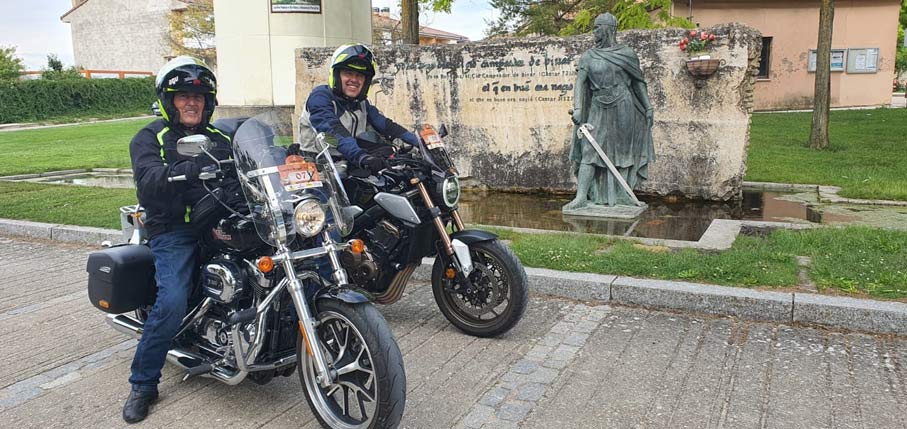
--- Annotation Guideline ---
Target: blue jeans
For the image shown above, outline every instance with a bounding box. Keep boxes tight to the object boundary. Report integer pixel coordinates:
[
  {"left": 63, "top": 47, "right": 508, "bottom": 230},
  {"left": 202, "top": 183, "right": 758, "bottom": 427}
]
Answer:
[{"left": 129, "top": 227, "right": 197, "bottom": 392}]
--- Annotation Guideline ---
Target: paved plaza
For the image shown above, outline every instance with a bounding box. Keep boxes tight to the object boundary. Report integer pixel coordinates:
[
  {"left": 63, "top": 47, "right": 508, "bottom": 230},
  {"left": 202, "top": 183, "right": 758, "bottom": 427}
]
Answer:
[{"left": 1, "top": 235, "right": 907, "bottom": 428}]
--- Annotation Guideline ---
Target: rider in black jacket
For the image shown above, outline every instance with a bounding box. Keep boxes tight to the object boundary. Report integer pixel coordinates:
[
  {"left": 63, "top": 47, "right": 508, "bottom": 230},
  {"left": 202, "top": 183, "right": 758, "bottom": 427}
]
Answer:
[{"left": 123, "top": 56, "right": 231, "bottom": 424}]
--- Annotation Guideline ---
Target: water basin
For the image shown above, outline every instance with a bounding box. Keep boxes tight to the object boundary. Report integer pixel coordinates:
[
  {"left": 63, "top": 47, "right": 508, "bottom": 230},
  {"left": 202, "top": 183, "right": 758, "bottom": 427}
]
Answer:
[{"left": 15, "top": 171, "right": 858, "bottom": 241}]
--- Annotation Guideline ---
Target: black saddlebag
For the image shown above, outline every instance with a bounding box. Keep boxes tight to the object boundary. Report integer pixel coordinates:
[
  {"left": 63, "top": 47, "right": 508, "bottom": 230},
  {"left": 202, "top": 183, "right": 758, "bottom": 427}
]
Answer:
[{"left": 87, "top": 245, "right": 157, "bottom": 314}]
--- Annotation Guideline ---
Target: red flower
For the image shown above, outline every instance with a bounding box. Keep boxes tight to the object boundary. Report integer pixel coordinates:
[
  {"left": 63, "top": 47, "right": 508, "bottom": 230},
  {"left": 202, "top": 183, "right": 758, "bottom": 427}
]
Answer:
[
  {"left": 709, "top": 34, "right": 716, "bottom": 41},
  {"left": 690, "top": 30, "right": 698, "bottom": 37}
]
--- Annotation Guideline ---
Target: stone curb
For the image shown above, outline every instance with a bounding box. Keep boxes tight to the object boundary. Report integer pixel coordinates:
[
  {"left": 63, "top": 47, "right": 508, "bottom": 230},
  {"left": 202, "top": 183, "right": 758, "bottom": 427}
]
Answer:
[
  {"left": 2, "top": 218, "right": 906, "bottom": 336},
  {"left": 0, "top": 219, "right": 120, "bottom": 245}
]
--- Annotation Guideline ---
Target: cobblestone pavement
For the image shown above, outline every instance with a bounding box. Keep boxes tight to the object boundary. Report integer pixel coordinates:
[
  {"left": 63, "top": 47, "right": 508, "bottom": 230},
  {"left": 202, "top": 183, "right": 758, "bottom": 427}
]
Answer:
[{"left": 1, "top": 235, "right": 906, "bottom": 428}]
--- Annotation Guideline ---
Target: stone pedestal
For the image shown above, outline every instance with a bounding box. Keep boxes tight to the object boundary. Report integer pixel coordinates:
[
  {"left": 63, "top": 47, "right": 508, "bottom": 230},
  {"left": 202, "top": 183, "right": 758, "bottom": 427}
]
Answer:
[{"left": 562, "top": 203, "right": 647, "bottom": 219}]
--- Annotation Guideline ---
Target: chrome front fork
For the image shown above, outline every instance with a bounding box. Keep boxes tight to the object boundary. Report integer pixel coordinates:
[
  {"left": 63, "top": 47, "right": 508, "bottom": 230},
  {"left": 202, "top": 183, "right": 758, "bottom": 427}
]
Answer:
[{"left": 276, "top": 232, "right": 349, "bottom": 389}]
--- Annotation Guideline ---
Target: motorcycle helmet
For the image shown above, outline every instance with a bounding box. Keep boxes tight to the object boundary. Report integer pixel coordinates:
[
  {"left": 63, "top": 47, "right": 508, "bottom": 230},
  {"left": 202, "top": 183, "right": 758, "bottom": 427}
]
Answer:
[
  {"left": 155, "top": 56, "right": 217, "bottom": 129},
  {"left": 329, "top": 44, "right": 377, "bottom": 102}
]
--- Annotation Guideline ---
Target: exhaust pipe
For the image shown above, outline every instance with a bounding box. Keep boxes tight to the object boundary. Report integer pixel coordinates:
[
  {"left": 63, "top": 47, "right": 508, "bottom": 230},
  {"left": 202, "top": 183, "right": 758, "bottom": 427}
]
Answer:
[
  {"left": 105, "top": 314, "right": 249, "bottom": 385},
  {"left": 107, "top": 314, "right": 143, "bottom": 339}
]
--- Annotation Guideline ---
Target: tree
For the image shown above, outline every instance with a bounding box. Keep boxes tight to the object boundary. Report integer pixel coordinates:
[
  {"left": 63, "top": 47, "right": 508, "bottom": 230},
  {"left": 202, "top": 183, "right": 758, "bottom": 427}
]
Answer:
[
  {"left": 400, "top": 0, "right": 455, "bottom": 45},
  {"left": 42, "top": 54, "right": 83, "bottom": 80},
  {"left": 168, "top": 0, "right": 216, "bottom": 66},
  {"left": 0, "top": 45, "right": 24, "bottom": 82},
  {"left": 809, "top": 0, "right": 834, "bottom": 150},
  {"left": 401, "top": 0, "right": 420, "bottom": 44},
  {"left": 47, "top": 54, "right": 64, "bottom": 72},
  {"left": 486, "top": 0, "right": 691, "bottom": 37}
]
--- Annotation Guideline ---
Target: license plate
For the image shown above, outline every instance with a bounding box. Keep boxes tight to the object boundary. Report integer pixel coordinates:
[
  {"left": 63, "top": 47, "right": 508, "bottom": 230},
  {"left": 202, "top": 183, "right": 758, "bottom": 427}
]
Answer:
[
  {"left": 278, "top": 161, "right": 322, "bottom": 191},
  {"left": 425, "top": 133, "right": 444, "bottom": 150}
]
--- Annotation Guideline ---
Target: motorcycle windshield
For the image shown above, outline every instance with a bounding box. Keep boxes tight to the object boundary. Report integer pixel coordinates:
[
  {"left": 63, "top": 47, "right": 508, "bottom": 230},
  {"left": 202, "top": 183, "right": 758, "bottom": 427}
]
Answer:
[{"left": 232, "top": 111, "right": 353, "bottom": 247}]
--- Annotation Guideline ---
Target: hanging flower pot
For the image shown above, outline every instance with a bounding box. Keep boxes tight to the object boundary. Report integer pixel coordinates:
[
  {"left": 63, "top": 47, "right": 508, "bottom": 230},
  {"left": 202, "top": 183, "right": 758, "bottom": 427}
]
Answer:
[
  {"left": 678, "top": 30, "right": 723, "bottom": 87},
  {"left": 685, "top": 58, "right": 722, "bottom": 78}
]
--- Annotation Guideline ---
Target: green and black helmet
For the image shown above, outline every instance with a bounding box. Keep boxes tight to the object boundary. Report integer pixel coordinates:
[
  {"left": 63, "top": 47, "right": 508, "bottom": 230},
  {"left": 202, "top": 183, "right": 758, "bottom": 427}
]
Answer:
[
  {"left": 155, "top": 56, "right": 217, "bottom": 129},
  {"left": 329, "top": 44, "right": 377, "bottom": 101}
]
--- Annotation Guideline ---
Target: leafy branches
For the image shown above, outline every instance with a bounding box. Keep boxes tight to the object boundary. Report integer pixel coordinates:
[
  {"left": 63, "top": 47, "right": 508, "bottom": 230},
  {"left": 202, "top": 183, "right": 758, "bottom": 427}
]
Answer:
[
  {"left": 0, "top": 46, "right": 24, "bottom": 83},
  {"left": 486, "top": 0, "right": 692, "bottom": 38},
  {"left": 167, "top": 0, "right": 216, "bottom": 66}
]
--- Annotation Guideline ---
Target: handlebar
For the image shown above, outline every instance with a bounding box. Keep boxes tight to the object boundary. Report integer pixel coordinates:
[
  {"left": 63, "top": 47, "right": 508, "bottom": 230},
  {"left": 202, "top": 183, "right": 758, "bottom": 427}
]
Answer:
[{"left": 167, "top": 170, "right": 223, "bottom": 183}]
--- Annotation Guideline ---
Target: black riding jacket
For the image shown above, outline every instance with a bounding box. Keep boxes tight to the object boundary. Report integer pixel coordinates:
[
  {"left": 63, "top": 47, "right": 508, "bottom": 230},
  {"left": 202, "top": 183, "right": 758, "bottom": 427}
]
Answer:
[{"left": 129, "top": 119, "right": 232, "bottom": 239}]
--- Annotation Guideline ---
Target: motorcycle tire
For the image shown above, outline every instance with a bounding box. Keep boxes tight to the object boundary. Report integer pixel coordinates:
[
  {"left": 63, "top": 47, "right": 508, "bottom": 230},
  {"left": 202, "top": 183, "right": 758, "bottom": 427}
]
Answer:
[
  {"left": 431, "top": 239, "right": 529, "bottom": 338},
  {"left": 298, "top": 300, "right": 406, "bottom": 429}
]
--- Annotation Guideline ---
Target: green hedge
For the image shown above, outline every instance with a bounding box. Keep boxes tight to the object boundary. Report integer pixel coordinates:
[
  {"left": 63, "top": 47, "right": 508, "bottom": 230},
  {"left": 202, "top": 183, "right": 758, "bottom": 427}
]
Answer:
[{"left": 0, "top": 77, "right": 156, "bottom": 123}]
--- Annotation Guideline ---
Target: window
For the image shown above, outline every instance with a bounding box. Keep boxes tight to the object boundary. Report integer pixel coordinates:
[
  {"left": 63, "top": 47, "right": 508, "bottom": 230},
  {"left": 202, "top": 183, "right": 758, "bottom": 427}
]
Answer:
[{"left": 758, "top": 37, "right": 772, "bottom": 79}]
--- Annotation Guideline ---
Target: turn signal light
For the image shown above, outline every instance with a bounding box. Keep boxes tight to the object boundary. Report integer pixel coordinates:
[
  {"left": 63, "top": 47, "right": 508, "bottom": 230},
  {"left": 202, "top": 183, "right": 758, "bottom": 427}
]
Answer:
[
  {"left": 285, "top": 154, "right": 306, "bottom": 164},
  {"left": 257, "top": 256, "right": 274, "bottom": 273},
  {"left": 98, "top": 300, "right": 110, "bottom": 309},
  {"left": 445, "top": 268, "right": 456, "bottom": 279},
  {"left": 350, "top": 239, "right": 365, "bottom": 254}
]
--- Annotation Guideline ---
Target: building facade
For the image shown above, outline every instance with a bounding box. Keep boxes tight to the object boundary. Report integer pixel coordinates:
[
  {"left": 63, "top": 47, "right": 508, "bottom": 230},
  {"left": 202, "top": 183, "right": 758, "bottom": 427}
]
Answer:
[
  {"left": 677, "top": 0, "right": 901, "bottom": 110},
  {"left": 61, "top": 0, "right": 189, "bottom": 73}
]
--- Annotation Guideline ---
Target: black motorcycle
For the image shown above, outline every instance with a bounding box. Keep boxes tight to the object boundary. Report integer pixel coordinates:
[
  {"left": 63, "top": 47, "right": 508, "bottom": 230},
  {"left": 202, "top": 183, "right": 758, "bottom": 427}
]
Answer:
[
  {"left": 339, "top": 125, "right": 528, "bottom": 338},
  {"left": 87, "top": 111, "right": 406, "bottom": 428}
]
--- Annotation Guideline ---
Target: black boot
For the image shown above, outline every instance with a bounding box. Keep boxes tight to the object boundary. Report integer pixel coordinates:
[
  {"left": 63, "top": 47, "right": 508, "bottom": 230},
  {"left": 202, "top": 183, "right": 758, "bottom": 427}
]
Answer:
[{"left": 122, "top": 389, "right": 158, "bottom": 424}]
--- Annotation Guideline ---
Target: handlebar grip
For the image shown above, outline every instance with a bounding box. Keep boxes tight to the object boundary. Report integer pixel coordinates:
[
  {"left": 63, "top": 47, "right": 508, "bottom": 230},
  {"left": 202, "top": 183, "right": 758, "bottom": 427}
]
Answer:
[{"left": 168, "top": 175, "right": 187, "bottom": 182}]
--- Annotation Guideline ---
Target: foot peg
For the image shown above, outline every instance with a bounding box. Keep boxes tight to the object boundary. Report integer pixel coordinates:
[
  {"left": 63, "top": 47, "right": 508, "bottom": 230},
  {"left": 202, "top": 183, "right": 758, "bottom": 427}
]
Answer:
[
  {"left": 228, "top": 307, "right": 257, "bottom": 325},
  {"left": 182, "top": 363, "right": 213, "bottom": 381}
]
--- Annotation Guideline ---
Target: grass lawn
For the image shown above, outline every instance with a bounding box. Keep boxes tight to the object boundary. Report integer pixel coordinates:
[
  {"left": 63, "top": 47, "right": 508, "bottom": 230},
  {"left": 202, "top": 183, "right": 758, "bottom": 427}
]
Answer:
[
  {"left": 493, "top": 226, "right": 907, "bottom": 300},
  {"left": 746, "top": 108, "right": 907, "bottom": 201},
  {"left": 0, "top": 118, "right": 147, "bottom": 176},
  {"left": 0, "top": 110, "right": 906, "bottom": 300},
  {"left": 0, "top": 181, "right": 136, "bottom": 230}
]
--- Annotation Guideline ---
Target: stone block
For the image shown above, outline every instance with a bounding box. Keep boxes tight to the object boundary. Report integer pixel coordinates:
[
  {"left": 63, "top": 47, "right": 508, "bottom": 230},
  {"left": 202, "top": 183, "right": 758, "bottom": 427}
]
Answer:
[
  {"left": 50, "top": 225, "right": 120, "bottom": 246},
  {"left": 295, "top": 23, "right": 762, "bottom": 201},
  {"left": 612, "top": 277, "right": 793, "bottom": 322},
  {"left": 793, "top": 293, "right": 907, "bottom": 335},
  {"left": 0, "top": 219, "right": 54, "bottom": 240}
]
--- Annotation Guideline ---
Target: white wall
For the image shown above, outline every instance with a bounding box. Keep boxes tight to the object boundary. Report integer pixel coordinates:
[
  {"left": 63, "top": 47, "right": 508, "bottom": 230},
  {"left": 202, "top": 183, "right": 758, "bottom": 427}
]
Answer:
[{"left": 214, "top": 0, "right": 372, "bottom": 107}]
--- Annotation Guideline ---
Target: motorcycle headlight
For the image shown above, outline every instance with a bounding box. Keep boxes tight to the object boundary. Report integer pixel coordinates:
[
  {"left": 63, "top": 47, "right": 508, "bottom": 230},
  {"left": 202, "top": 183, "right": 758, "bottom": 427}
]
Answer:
[
  {"left": 294, "top": 199, "right": 326, "bottom": 238},
  {"left": 441, "top": 175, "right": 461, "bottom": 208}
]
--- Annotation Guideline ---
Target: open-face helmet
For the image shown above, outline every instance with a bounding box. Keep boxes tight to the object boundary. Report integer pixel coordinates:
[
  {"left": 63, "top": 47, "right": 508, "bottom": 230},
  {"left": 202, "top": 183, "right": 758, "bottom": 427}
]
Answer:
[
  {"left": 155, "top": 56, "right": 217, "bottom": 129},
  {"left": 329, "top": 44, "right": 377, "bottom": 102}
]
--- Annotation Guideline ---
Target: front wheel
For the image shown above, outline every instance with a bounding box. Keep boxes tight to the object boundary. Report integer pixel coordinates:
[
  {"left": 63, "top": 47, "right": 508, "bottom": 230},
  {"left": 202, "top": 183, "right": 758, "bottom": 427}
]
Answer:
[
  {"left": 432, "top": 239, "right": 529, "bottom": 337},
  {"left": 298, "top": 300, "right": 406, "bottom": 429}
]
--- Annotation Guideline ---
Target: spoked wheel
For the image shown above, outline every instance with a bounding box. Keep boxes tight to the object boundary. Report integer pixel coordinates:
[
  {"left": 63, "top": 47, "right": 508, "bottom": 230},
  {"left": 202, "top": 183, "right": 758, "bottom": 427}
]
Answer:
[
  {"left": 431, "top": 239, "right": 529, "bottom": 337},
  {"left": 299, "top": 300, "right": 406, "bottom": 429}
]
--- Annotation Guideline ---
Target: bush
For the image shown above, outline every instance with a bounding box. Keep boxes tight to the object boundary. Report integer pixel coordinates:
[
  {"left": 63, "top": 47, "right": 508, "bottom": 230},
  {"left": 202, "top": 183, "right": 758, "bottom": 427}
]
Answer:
[{"left": 0, "top": 77, "right": 156, "bottom": 123}]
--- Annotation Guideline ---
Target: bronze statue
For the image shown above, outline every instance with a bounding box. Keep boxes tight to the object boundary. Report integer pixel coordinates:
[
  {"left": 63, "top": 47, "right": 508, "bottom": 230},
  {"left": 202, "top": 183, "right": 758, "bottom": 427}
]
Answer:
[{"left": 563, "top": 13, "right": 655, "bottom": 212}]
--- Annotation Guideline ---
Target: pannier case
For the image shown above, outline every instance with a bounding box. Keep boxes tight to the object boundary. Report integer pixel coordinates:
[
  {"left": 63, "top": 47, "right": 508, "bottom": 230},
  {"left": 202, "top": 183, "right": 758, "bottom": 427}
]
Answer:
[{"left": 87, "top": 245, "right": 156, "bottom": 313}]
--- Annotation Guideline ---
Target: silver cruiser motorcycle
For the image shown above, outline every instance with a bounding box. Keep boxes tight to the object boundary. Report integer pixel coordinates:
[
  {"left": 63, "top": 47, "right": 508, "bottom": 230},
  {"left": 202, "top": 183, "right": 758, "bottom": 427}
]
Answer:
[{"left": 86, "top": 111, "right": 406, "bottom": 428}]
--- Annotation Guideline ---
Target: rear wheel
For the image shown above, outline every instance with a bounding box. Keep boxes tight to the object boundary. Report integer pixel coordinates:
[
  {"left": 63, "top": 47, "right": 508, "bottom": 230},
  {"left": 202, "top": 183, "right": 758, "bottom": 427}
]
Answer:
[
  {"left": 431, "top": 239, "right": 528, "bottom": 337},
  {"left": 298, "top": 300, "right": 406, "bottom": 429}
]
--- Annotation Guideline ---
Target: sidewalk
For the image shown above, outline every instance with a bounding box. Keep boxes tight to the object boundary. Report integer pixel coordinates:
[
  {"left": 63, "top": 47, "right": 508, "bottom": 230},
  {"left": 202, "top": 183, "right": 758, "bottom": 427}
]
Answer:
[{"left": 3, "top": 217, "right": 906, "bottom": 336}]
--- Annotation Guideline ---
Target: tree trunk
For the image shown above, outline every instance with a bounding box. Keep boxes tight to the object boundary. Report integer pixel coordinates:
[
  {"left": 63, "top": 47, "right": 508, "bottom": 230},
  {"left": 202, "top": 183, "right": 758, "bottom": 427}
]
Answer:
[
  {"left": 809, "top": 0, "right": 834, "bottom": 149},
  {"left": 401, "top": 0, "right": 420, "bottom": 45}
]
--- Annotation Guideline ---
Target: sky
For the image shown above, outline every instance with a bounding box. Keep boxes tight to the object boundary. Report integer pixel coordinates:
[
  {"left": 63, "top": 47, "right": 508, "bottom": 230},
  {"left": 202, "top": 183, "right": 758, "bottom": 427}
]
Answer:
[
  {"left": 0, "top": 1, "right": 494, "bottom": 71},
  {"left": 370, "top": 0, "right": 497, "bottom": 41},
  {"left": 0, "top": 1, "right": 75, "bottom": 70}
]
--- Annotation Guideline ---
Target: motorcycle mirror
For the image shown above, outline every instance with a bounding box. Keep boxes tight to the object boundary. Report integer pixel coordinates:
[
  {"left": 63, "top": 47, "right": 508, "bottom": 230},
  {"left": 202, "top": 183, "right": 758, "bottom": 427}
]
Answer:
[
  {"left": 438, "top": 124, "right": 449, "bottom": 138},
  {"left": 176, "top": 135, "right": 213, "bottom": 157}
]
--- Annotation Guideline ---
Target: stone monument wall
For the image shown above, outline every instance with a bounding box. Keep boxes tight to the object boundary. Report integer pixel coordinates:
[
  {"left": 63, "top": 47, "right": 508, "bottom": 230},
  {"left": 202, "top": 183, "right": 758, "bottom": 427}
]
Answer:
[{"left": 295, "top": 23, "right": 762, "bottom": 201}]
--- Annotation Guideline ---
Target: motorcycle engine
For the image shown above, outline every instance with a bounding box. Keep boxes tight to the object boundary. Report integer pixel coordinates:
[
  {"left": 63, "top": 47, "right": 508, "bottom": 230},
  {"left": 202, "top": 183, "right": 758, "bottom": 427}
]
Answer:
[
  {"left": 342, "top": 220, "right": 405, "bottom": 287},
  {"left": 201, "top": 257, "right": 248, "bottom": 303}
]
